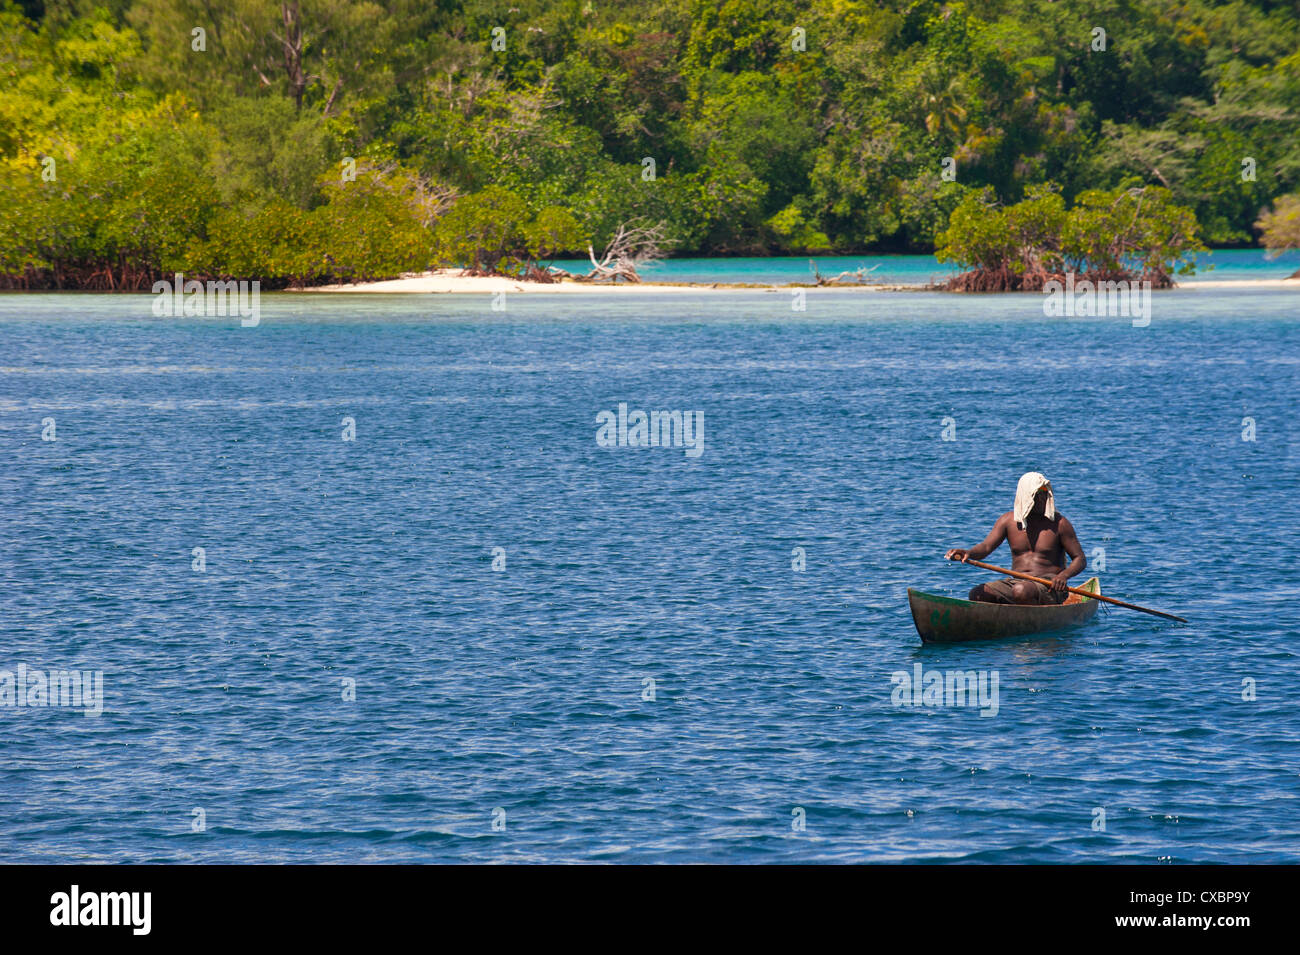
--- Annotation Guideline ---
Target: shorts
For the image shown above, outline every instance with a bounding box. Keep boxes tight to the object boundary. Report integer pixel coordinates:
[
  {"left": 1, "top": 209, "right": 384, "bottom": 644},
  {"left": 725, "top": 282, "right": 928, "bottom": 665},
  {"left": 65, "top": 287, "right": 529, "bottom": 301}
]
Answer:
[{"left": 980, "top": 577, "right": 1068, "bottom": 606}]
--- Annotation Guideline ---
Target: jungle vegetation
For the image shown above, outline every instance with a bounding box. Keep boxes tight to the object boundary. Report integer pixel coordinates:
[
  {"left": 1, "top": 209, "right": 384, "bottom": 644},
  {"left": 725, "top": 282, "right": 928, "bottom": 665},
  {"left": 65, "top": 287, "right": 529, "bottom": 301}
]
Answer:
[{"left": 2, "top": 0, "right": 1298, "bottom": 287}]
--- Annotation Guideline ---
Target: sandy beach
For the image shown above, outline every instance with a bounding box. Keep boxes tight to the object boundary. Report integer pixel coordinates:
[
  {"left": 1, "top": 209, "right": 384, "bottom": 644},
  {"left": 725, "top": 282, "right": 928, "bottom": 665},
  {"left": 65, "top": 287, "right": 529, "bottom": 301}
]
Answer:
[
  {"left": 305, "top": 270, "right": 923, "bottom": 293},
  {"left": 303, "top": 269, "right": 1300, "bottom": 294},
  {"left": 1173, "top": 277, "right": 1300, "bottom": 289},
  {"left": 307, "top": 271, "right": 753, "bottom": 293}
]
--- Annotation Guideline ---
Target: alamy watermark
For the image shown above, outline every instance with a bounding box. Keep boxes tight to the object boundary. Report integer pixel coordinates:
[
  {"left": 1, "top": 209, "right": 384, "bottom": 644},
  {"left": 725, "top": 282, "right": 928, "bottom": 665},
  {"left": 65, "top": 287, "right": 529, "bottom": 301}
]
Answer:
[
  {"left": 891, "top": 664, "right": 999, "bottom": 717},
  {"left": 151, "top": 272, "right": 260, "bottom": 326},
  {"left": 50, "top": 885, "right": 150, "bottom": 935},
  {"left": 1042, "top": 275, "right": 1151, "bottom": 326},
  {"left": 1, "top": 665, "right": 104, "bottom": 717},
  {"left": 596, "top": 403, "right": 704, "bottom": 458}
]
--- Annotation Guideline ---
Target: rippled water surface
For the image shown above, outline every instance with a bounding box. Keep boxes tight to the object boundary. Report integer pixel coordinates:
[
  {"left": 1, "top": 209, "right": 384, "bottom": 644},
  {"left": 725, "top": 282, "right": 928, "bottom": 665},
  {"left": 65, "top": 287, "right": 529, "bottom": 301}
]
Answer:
[{"left": 1, "top": 288, "right": 1298, "bottom": 863}]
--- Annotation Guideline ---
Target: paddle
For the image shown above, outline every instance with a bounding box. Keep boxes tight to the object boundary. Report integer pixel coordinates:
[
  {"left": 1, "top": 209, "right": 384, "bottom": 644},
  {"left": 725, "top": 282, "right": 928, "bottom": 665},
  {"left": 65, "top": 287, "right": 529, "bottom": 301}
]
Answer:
[{"left": 948, "top": 555, "right": 1188, "bottom": 623}]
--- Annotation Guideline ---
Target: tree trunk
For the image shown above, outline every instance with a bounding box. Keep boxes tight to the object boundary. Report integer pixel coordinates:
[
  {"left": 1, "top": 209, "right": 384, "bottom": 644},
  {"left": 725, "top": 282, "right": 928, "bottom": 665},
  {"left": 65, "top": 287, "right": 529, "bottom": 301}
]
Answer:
[{"left": 280, "top": 2, "right": 306, "bottom": 109}]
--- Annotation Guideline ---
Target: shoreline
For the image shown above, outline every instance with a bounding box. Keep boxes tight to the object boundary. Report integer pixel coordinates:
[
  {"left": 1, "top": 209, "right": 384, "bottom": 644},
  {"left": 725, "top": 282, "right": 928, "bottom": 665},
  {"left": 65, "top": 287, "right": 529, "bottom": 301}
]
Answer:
[
  {"left": 303, "top": 270, "right": 1300, "bottom": 294},
  {"left": 304, "top": 271, "right": 927, "bottom": 293},
  {"left": 3, "top": 273, "right": 1295, "bottom": 297}
]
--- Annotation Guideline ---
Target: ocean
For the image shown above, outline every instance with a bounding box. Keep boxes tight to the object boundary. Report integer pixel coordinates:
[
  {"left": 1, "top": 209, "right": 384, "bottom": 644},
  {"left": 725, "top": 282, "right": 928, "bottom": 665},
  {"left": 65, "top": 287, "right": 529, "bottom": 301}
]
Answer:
[
  {"left": 1, "top": 284, "right": 1297, "bottom": 862},
  {"left": 547, "top": 248, "right": 1299, "bottom": 285}
]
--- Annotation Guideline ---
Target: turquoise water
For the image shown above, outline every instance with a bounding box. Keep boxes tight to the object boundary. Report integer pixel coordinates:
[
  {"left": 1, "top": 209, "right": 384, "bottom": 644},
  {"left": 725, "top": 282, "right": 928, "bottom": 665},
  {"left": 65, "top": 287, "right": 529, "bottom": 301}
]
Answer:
[
  {"left": 550, "top": 248, "right": 1298, "bottom": 285},
  {"left": 2, "top": 288, "right": 1298, "bottom": 862}
]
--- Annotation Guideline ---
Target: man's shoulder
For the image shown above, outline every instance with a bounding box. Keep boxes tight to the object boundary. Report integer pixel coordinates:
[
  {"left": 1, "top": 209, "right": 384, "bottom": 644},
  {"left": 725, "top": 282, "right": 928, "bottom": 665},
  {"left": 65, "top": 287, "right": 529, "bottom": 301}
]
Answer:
[{"left": 996, "top": 510, "right": 1014, "bottom": 525}]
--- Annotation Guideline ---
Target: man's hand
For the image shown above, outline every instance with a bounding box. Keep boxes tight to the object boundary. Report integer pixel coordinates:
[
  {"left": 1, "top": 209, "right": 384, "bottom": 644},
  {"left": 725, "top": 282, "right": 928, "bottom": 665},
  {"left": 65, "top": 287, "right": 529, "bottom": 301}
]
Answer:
[
  {"left": 1050, "top": 571, "right": 1070, "bottom": 593},
  {"left": 946, "top": 549, "right": 969, "bottom": 562}
]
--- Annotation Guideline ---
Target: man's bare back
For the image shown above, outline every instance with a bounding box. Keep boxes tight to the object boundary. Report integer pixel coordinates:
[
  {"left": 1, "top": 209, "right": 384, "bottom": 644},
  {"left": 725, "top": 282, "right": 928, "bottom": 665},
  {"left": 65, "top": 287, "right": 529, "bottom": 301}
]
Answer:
[{"left": 945, "top": 477, "right": 1087, "bottom": 605}]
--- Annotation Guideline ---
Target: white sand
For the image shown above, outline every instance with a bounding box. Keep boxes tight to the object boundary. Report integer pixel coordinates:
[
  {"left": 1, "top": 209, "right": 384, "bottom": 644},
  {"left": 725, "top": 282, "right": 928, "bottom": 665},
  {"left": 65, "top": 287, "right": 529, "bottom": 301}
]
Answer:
[
  {"left": 303, "top": 270, "right": 919, "bottom": 293},
  {"left": 301, "top": 269, "right": 1300, "bottom": 294},
  {"left": 1174, "top": 278, "right": 1300, "bottom": 289}
]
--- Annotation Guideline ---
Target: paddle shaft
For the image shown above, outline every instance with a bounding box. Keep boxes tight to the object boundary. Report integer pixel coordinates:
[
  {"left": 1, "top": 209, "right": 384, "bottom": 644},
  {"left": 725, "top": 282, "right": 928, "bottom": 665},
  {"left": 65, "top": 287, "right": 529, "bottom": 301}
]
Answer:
[{"left": 950, "top": 556, "right": 1188, "bottom": 623}]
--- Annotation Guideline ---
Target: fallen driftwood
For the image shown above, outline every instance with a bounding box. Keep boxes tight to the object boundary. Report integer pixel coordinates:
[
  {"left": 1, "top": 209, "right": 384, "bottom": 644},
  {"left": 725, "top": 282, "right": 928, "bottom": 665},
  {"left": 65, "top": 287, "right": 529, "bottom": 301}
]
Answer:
[
  {"left": 585, "top": 220, "right": 671, "bottom": 283},
  {"left": 809, "top": 259, "right": 881, "bottom": 285}
]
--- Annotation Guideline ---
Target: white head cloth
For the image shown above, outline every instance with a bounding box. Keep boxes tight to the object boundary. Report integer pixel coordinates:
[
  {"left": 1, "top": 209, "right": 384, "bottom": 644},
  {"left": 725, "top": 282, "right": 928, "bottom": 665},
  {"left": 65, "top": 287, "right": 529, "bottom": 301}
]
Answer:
[{"left": 1014, "top": 472, "right": 1054, "bottom": 527}]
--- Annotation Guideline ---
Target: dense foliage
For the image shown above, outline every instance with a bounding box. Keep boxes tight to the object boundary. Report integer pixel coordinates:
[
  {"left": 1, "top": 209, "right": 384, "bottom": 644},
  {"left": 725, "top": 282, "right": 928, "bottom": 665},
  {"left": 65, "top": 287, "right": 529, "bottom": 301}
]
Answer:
[
  {"left": 1256, "top": 193, "right": 1300, "bottom": 273},
  {"left": 937, "top": 184, "right": 1206, "bottom": 288},
  {"left": 2, "top": 0, "right": 1298, "bottom": 287}
]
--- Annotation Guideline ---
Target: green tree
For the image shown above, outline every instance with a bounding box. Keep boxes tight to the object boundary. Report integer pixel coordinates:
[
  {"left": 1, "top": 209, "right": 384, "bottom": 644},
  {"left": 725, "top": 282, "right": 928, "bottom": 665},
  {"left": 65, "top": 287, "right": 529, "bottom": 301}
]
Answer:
[
  {"left": 433, "top": 186, "right": 533, "bottom": 274},
  {"left": 1256, "top": 194, "right": 1300, "bottom": 275}
]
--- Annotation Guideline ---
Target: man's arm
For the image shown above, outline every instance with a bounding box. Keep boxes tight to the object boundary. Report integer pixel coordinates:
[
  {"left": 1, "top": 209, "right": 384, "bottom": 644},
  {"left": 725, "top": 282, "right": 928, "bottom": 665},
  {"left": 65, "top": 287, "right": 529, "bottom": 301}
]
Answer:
[
  {"left": 945, "top": 514, "right": 1008, "bottom": 562},
  {"left": 1050, "top": 516, "right": 1087, "bottom": 592}
]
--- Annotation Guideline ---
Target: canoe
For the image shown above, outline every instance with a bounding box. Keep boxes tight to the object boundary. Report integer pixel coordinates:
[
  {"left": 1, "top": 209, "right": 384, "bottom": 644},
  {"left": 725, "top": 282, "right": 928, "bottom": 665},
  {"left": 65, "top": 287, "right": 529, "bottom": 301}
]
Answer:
[{"left": 907, "top": 577, "right": 1101, "bottom": 644}]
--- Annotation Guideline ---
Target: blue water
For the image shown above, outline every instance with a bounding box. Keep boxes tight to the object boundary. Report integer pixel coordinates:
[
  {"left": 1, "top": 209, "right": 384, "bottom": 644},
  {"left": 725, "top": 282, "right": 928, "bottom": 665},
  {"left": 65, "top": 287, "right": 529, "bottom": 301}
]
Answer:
[
  {"left": 550, "top": 248, "right": 1299, "bottom": 285},
  {"left": 549, "top": 253, "right": 959, "bottom": 285},
  {"left": 2, "top": 288, "right": 1298, "bottom": 863}
]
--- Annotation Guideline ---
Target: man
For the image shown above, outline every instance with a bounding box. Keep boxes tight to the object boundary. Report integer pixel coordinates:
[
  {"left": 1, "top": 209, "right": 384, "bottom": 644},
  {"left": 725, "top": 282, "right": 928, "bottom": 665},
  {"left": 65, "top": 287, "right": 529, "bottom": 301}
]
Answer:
[{"left": 945, "top": 472, "right": 1086, "bottom": 605}]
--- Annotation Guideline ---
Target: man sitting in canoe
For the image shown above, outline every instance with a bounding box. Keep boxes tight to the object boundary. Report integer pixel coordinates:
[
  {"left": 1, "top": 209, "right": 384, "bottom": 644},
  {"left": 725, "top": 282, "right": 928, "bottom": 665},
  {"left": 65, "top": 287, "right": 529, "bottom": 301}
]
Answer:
[{"left": 945, "top": 472, "right": 1086, "bottom": 605}]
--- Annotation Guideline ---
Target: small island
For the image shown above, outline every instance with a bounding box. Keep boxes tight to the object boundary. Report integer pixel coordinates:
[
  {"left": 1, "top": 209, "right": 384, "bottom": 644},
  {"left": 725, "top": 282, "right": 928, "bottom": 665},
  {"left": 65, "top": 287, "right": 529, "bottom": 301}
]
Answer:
[{"left": 0, "top": 2, "right": 1297, "bottom": 292}]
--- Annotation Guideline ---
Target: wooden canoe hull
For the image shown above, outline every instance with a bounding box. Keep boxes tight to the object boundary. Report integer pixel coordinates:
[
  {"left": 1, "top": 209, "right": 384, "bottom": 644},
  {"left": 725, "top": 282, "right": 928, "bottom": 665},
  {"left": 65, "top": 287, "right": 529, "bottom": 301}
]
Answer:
[{"left": 907, "top": 577, "right": 1101, "bottom": 644}]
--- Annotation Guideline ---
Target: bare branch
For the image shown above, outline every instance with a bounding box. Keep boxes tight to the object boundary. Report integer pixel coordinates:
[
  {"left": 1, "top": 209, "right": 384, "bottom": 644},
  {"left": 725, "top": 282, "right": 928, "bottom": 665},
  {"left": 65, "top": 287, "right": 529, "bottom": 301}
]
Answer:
[{"left": 584, "top": 219, "right": 671, "bottom": 283}]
